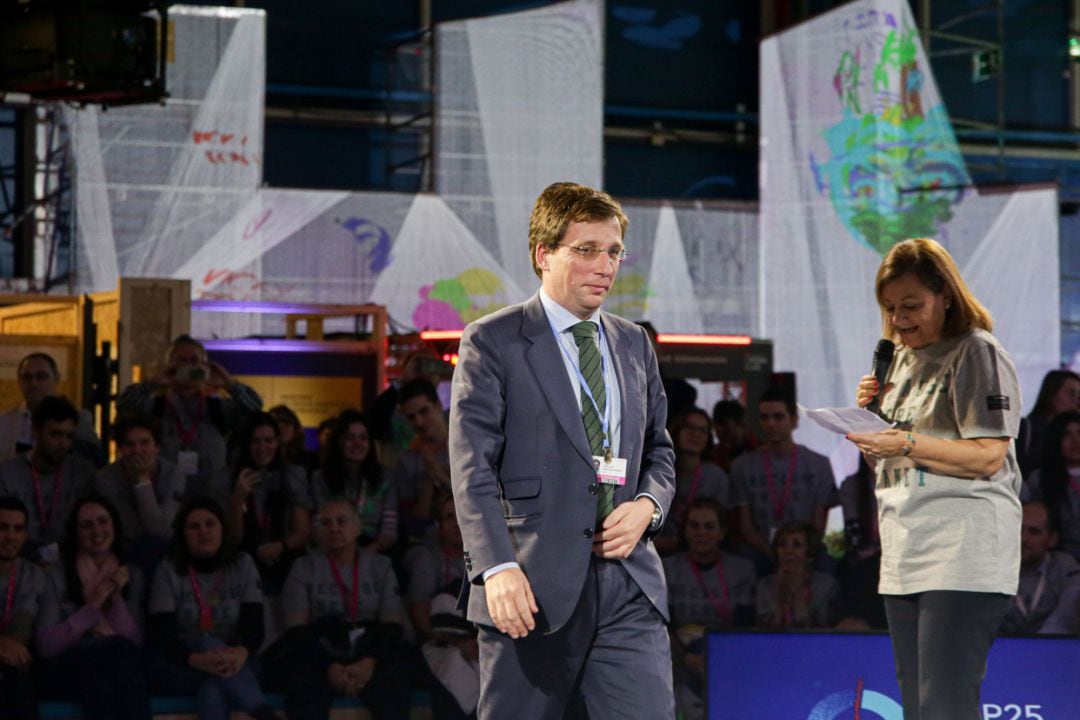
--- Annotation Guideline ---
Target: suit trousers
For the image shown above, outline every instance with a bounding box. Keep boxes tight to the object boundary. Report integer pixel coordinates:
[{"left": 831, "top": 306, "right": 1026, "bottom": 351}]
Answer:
[
  {"left": 883, "top": 590, "right": 1011, "bottom": 720},
  {"left": 477, "top": 555, "right": 674, "bottom": 720}
]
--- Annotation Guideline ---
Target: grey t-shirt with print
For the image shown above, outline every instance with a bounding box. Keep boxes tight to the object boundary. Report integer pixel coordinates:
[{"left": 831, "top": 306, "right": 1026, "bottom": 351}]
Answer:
[
  {"left": 730, "top": 446, "right": 837, "bottom": 538},
  {"left": 282, "top": 548, "right": 405, "bottom": 626},
  {"left": 662, "top": 551, "right": 755, "bottom": 627},
  {"left": 876, "top": 328, "right": 1022, "bottom": 595},
  {"left": 148, "top": 552, "right": 263, "bottom": 646}
]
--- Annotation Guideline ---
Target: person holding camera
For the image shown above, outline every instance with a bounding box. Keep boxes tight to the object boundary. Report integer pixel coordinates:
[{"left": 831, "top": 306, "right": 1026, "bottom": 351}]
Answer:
[{"left": 117, "top": 335, "right": 262, "bottom": 495}]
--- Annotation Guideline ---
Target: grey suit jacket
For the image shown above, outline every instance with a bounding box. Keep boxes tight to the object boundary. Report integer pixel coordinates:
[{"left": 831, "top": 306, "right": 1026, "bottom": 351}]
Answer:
[{"left": 449, "top": 292, "right": 676, "bottom": 633}]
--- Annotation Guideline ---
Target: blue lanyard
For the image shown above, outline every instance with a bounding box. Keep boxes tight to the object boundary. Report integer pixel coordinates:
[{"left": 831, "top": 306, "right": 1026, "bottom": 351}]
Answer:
[{"left": 548, "top": 316, "right": 614, "bottom": 458}]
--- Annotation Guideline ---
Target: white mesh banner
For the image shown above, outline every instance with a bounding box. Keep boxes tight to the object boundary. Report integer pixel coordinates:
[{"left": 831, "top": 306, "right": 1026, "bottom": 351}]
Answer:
[
  {"left": 435, "top": 0, "right": 604, "bottom": 290},
  {"left": 760, "top": 0, "right": 1058, "bottom": 475},
  {"left": 66, "top": 6, "right": 266, "bottom": 294}
]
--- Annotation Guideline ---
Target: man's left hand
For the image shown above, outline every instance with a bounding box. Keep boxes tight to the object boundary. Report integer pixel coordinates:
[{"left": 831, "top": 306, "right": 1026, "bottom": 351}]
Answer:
[{"left": 593, "top": 497, "right": 655, "bottom": 559}]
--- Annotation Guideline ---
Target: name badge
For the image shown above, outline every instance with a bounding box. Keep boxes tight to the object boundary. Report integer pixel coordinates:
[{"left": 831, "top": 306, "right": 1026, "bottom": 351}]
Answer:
[
  {"left": 38, "top": 542, "right": 60, "bottom": 565},
  {"left": 593, "top": 455, "right": 627, "bottom": 486},
  {"left": 177, "top": 450, "right": 199, "bottom": 476}
]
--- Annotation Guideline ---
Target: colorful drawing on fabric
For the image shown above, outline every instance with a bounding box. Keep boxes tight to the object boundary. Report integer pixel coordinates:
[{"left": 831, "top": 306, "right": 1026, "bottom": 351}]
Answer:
[
  {"left": 809, "top": 9, "right": 968, "bottom": 256},
  {"left": 337, "top": 217, "right": 391, "bottom": 273},
  {"left": 412, "top": 268, "right": 507, "bottom": 330}
]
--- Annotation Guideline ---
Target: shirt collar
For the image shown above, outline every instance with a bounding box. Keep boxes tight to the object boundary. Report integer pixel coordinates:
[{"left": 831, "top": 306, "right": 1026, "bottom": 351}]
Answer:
[{"left": 538, "top": 287, "right": 602, "bottom": 334}]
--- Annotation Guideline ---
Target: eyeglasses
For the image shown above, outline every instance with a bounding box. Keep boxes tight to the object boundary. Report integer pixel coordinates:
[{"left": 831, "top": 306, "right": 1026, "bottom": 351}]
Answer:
[{"left": 558, "top": 244, "right": 630, "bottom": 263}]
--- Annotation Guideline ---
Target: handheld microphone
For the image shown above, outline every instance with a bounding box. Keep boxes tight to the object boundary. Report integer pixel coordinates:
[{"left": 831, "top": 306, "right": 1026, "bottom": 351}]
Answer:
[{"left": 866, "top": 339, "right": 895, "bottom": 416}]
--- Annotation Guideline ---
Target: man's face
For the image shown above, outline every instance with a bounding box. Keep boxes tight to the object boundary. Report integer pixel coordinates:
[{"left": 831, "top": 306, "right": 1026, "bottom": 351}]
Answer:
[
  {"left": 1021, "top": 504, "right": 1057, "bottom": 567},
  {"left": 33, "top": 419, "right": 75, "bottom": 467},
  {"left": 169, "top": 343, "right": 207, "bottom": 390},
  {"left": 317, "top": 502, "right": 361, "bottom": 552},
  {"left": 758, "top": 400, "right": 796, "bottom": 446},
  {"left": 119, "top": 426, "right": 158, "bottom": 461},
  {"left": 536, "top": 217, "right": 624, "bottom": 320},
  {"left": 18, "top": 357, "right": 59, "bottom": 408},
  {"left": 0, "top": 509, "right": 27, "bottom": 562},
  {"left": 402, "top": 395, "right": 445, "bottom": 441}
]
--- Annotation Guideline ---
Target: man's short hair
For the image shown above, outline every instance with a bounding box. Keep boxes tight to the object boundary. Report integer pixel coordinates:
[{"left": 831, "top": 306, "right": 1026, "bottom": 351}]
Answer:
[
  {"left": 758, "top": 387, "right": 796, "bottom": 417},
  {"left": 0, "top": 495, "right": 29, "bottom": 524},
  {"left": 18, "top": 352, "right": 60, "bottom": 378},
  {"left": 1024, "top": 499, "right": 1060, "bottom": 537},
  {"left": 528, "top": 182, "right": 628, "bottom": 279},
  {"left": 712, "top": 399, "right": 746, "bottom": 425},
  {"left": 31, "top": 395, "right": 79, "bottom": 428},
  {"left": 167, "top": 334, "right": 208, "bottom": 362},
  {"left": 113, "top": 414, "right": 162, "bottom": 446},
  {"left": 399, "top": 378, "right": 440, "bottom": 408}
]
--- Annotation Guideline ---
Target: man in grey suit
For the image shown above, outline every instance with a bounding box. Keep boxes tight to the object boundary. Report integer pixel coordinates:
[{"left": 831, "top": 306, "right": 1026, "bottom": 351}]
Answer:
[{"left": 450, "top": 182, "right": 676, "bottom": 719}]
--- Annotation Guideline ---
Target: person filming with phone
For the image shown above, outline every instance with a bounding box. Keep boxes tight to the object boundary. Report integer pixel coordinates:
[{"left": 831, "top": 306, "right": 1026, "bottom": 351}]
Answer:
[{"left": 117, "top": 335, "right": 263, "bottom": 495}]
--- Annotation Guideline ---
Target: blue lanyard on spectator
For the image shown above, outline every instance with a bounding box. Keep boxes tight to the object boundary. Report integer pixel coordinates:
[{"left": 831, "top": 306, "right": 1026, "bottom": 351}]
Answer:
[{"left": 548, "top": 316, "right": 613, "bottom": 457}]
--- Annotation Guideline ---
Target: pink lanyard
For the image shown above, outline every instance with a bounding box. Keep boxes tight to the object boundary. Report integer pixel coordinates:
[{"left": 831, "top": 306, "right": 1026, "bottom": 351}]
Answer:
[
  {"left": 689, "top": 557, "right": 731, "bottom": 621},
  {"left": 1, "top": 566, "right": 17, "bottom": 632},
  {"left": 328, "top": 555, "right": 360, "bottom": 622},
  {"left": 763, "top": 447, "right": 798, "bottom": 523},
  {"left": 188, "top": 566, "right": 223, "bottom": 632},
  {"left": 30, "top": 462, "right": 63, "bottom": 530},
  {"left": 167, "top": 396, "right": 205, "bottom": 448}
]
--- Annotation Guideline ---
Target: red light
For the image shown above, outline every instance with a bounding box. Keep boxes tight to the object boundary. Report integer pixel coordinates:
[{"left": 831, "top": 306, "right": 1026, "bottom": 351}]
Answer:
[
  {"left": 656, "top": 333, "right": 752, "bottom": 346},
  {"left": 420, "top": 330, "right": 463, "bottom": 341}
]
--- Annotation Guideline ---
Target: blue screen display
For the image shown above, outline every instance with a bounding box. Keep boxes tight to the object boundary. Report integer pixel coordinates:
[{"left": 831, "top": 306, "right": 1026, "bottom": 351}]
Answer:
[{"left": 706, "top": 630, "right": 1080, "bottom": 720}]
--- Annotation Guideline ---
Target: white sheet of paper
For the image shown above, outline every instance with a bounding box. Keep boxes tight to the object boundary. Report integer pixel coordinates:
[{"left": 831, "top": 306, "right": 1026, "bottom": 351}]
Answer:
[{"left": 797, "top": 404, "right": 895, "bottom": 435}]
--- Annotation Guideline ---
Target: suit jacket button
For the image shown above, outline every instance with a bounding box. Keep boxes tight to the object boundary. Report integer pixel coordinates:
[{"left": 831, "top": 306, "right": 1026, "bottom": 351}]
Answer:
[
  {"left": 588, "top": 483, "right": 599, "bottom": 495},
  {"left": 583, "top": 528, "right": 594, "bottom": 539}
]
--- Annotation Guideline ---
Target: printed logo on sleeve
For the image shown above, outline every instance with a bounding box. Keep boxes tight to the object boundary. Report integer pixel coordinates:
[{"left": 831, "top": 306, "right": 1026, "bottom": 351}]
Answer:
[{"left": 986, "top": 395, "right": 1010, "bottom": 411}]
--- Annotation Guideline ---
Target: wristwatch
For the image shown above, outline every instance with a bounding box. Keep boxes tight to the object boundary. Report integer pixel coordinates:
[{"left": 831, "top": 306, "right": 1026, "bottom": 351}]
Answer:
[{"left": 649, "top": 501, "right": 663, "bottom": 531}]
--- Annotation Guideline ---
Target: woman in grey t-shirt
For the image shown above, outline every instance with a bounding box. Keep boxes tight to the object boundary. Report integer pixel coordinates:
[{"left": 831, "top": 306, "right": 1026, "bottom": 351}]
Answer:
[{"left": 848, "top": 238, "right": 1021, "bottom": 720}]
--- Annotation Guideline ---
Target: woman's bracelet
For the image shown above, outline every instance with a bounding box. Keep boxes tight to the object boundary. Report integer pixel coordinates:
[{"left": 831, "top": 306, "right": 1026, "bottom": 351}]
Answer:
[{"left": 901, "top": 432, "right": 916, "bottom": 457}]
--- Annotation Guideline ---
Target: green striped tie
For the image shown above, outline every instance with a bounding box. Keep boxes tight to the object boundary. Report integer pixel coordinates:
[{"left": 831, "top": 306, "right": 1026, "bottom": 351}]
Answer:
[{"left": 571, "top": 321, "right": 614, "bottom": 522}]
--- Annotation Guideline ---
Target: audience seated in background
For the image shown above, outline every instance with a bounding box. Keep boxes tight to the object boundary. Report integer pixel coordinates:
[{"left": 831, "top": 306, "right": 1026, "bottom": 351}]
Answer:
[
  {"left": 393, "top": 380, "right": 451, "bottom": 538},
  {"left": 370, "top": 350, "right": 440, "bottom": 450},
  {"left": 999, "top": 501, "right": 1080, "bottom": 635},
  {"left": 1018, "top": 370, "right": 1080, "bottom": 478},
  {"left": 0, "top": 352, "right": 103, "bottom": 466},
  {"left": 268, "top": 405, "right": 318, "bottom": 475},
  {"left": 0, "top": 496, "right": 45, "bottom": 719},
  {"left": 116, "top": 334, "right": 262, "bottom": 494},
  {"left": 211, "top": 413, "right": 311, "bottom": 590},
  {"left": 146, "top": 496, "right": 278, "bottom": 720},
  {"left": 94, "top": 415, "right": 185, "bottom": 576},
  {"left": 421, "top": 592, "right": 479, "bottom": 720},
  {"left": 732, "top": 388, "right": 838, "bottom": 573},
  {"left": 837, "top": 456, "right": 885, "bottom": 629},
  {"left": 663, "top": 498, "right": 756, "bottom": 720},
  {"left": 311, "top": 411, "right": 398, "bottom": 553},
  {"left": 1024, "top": 411, "right": 1080, "bottom": 562},
  {"left": 709, "top": 399, "right": 758, "bottom": 473},
  {"left": 655, "top": 407, "right": 733, "bottom": 556},
  {"left": 402, "top": 494, "right": 465, "bottom": 640},
  {"left": 755, "top": 521, "right": 837, "bottom": 629},
  {"left": 0, "top": 396, "right": 95, "bottom": 565},
  {"left": 35, "top": 495, "right": 151, "bottom": 720},
  {"left": 265, "top": 498, "right": 412, "bottom": 720}
]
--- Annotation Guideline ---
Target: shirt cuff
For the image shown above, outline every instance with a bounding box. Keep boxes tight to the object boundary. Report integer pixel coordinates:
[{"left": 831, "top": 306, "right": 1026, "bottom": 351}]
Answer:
[
  {"left": 481, "top": 562, "right": 520, "bottom": 582},
  {"left": 635, "top": 492, "right": 663, "bottom": 528}
]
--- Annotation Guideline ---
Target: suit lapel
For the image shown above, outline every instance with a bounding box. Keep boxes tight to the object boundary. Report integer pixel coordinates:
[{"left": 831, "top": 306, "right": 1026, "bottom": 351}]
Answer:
[
  {"left": 523, "top": 294, "right": 595, "bottom": 466},
  {"left": 603, "top": 314, "right": 641, "bottom": 495}
]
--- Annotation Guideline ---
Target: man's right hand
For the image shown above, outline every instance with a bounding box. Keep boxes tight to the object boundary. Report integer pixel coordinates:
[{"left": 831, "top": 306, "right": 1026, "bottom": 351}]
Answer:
[{"left": 485, "top": 567, "right": 538, "bottom": 639}]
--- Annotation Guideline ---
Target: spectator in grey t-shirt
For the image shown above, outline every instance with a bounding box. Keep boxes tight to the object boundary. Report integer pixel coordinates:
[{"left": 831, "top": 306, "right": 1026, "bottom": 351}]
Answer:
[
  {"left": 266, "top": 498, "right": 410, "bottom": 720},
  {"left": 732, "top": 388, "right": 837, "bottom": 571},
  {"left": 94, "top": 414, "right": 185, "bottom": 575},
  {"left": 402, "top": 494, "right": 465, "bottom": 639}
]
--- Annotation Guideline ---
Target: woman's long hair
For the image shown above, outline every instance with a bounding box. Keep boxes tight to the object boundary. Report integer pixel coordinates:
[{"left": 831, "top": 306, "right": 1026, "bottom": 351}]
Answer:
[
  {"left": 230, "top": 412, "right": 284, "bottom": 474},
  {"left": 1038, "top": 411, "right": 1080, "bottom": 532},
  {"left": 668, "top": 407, "right": 714, "bottom": 462},
  {"left": 322, "top": 410, "right": 382, "bottom": 496},
  {"left": 60, "top": 494, "right": 127, "bottom": 607},
  {"left": 1031, "top": 371, "right": 1080, "bottom": 419}
]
